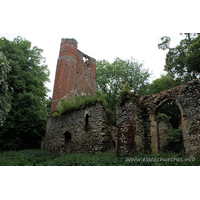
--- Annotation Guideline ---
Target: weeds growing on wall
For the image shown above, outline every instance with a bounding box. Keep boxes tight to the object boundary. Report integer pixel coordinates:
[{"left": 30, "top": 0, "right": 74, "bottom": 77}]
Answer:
[
  {"left": 116, "top": 82, "right": 132, "bottom": 105},
  {"left": 52, "top": 91, "right": 108, "bottom": 117}
]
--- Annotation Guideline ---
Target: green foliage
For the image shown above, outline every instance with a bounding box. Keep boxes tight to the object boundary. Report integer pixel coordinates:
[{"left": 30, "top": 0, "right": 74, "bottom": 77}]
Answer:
[
  {"left": 147, "top": 73, "right": 183, "bottom": 95},
  {"left": 1, "top": 149, "right": 199, "bottom": 166},
  {"left": 45, "top": 97, "right": 52, "bottom": 116},
  {"left": 180, "top": 85, "right": 186, "bottom": 92},
  {"left": 96, "top": 57, "right": 151, "bottom": 111},
  {"left": 41, "top": 150, "right": 200, "bottom": 166},
  {"left": 0, "top": 36, "right": 50, "bottom": 151},
  {"left": 158, "top": 101, "right": 181, "bottom": 129},
  {"left": 0, "top": 51, "right": 12, "bottom": 126},
  {"left": 116, "top": 82, "right": 132, "bottom": 105},
  {"left": 0, "top": 92, "right": 49, "bottom": 150},
  {"left": 105, "top": 108, "right": 116, "bottom": 126},
  {"left": 158, "top": 33, "right": 200, "bottom": 82},
  {"left": 157, "top": 112, "right": 171, "bottom": 123},
  {"left": 162, "top": 128, "right": 184, "bottom": 153},
  {"left": 52, "top": 91, "right": 108, "bottom": 117},
  {"left": 0, "top": 149, "right": 59, "bottom": 166}
]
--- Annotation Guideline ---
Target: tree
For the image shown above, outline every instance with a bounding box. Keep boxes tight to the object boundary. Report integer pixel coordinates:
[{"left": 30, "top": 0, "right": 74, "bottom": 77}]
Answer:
[
  {"left": 147, "top": 73, "right": 183, "bottom": 95},
  {"left": 45, "top": 97, "right": 52, "bottom": 116},
  {"left": 96, "top": 58, "right": 151, "bottom": 126},
  {"left": 0, "top": 52, "right": 12, "bottom": 126},
  {"left": 96, "top": 57, "right": 151, "bottom": 111},
  {"left": 158, "top": 33, "right": 200, "bottom": 82},
  {"left": 0, "top": 36, "right": 50, "bottom": 151}
]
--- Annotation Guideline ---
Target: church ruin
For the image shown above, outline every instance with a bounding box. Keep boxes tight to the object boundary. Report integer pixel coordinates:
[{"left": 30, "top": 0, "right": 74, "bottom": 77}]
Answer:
[
  {"left": 116, "top": 79, "right": 200, "bottom": 156},
  {"left": 43, "top": 38, "right": 200, "bottom": 156}
]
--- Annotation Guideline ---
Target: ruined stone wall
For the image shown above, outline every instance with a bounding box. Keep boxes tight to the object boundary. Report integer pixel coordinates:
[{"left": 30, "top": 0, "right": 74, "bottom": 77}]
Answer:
[
  {"left": 116, "top": 79, "right": 200, "bottom": 156},
  {"left": 45, "top": 102, "right": 113, "bottom": 154},
  {"left": 51, "top": 38, "right": 96, "bottom": 114},
  {"left": 177, "top": 80, "right": 200, "bottom": 154},
  {"left": 142, "top": 79, "right": 200, "bottom": 155},
  {"left": 116, "top": 95, "right": 151, "bottom": 156}
]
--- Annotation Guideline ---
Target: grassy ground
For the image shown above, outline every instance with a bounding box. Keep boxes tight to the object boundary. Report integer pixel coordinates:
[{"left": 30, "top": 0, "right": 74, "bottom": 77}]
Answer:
[{"left": 0, "top": 149, "right": 199, "bottom": 166}]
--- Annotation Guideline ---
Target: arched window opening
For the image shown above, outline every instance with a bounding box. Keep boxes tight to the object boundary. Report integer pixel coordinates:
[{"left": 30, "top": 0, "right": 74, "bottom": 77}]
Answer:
[{"left": 157, "top": 101, "right": 183, "bottom": 153}]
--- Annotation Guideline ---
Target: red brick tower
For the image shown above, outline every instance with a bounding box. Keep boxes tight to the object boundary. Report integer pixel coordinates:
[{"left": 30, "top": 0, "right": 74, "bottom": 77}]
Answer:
[{"left": 50, "top": 38, "right": 96, "bottom": 114}]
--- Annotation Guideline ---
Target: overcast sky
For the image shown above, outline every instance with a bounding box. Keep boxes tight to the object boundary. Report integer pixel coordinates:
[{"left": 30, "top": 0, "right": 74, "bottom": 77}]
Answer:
[{"left": 1, "top": 0, "right": 198, "bottom": 98}]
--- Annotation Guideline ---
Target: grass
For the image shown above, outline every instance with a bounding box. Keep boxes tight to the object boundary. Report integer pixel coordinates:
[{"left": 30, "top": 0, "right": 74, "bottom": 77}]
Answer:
[
  {"left": 0, "top": 149, "right": 59, "bottom": 166},
  {"left": 0, "top": 149, "right": 199, "bottom": 166}
]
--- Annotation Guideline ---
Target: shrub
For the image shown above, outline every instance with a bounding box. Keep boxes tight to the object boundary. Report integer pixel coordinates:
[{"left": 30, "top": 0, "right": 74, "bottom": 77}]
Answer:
[
  {"left": 105, "top": 108, "right": 116, "bottom": 126},
  {"left": 116, "top": 82, "right": 132, "bottom": 105},
  {"left": 0, "top": 149, "right": 199, "bottom": 166},
  {"left": 162, "top": 128, "right": 184, "bottom": 153},
  {"left": 0, "top": 149, "right": 59, "bottom": 166},
  {"left": 52, "top": 91, "right": 108, "bottom": 117},
  {"left": 157, "top": 112, "right": 171, "bottom": 123}
]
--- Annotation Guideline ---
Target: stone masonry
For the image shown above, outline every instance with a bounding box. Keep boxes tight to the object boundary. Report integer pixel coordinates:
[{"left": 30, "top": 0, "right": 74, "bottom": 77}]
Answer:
[
  {"left": 117, "top": 79, "right": 200, "bottom": 156},
  {"left": 44, "top": 102, "right": 113, "bottom": 154},
  {"left": 116, "top": 93, "right": 151, "bottom": 156}
]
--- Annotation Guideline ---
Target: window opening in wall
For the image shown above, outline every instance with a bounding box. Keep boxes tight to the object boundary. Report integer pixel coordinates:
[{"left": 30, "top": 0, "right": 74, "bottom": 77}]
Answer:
[
  {"left": 85, "top": 114, "right": 89, "bottom": 132},
  {"left": 64, "top": 131, "right": 71, "bottom": 144},
  {"left": 83, "top": 56, "right": 88, "bottom": 62},
  {"left": 157, "top": 101, "right": 183, "bottom": 153},
  {"left": 83, "top": 56, "right": 89, "bottom": 66},
  {"left": 64, "top": 131, "right": 71, "bottom": 153}
]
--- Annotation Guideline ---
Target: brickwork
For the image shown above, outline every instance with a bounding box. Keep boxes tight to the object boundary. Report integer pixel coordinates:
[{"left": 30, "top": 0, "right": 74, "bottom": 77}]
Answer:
[
  {"left": 51, "top": 38, "right": 96, "bottom": 114},
  {"left": 44, "top": 39, "right": 115, "bottom": 154}
]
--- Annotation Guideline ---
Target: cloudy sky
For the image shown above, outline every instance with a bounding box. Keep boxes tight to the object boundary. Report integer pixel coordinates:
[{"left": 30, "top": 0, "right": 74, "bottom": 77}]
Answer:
[{"left": 1, "top": 0, "right": 197, "bottom": 98}]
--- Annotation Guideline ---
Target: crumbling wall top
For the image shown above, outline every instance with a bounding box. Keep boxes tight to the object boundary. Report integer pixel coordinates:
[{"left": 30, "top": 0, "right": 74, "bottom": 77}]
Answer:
[
  {"left": 77, "top": 49, "right": 96, "bottom": 62},
  {"left": 61, "top": 38, "right": 78, "bottom": 46}
]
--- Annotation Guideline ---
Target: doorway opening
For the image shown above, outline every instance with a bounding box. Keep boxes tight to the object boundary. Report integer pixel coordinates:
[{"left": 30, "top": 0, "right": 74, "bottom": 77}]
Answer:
[
  {"left": 85, "top": 114, "right": 89, "bottom": 132},
  {"left": 64, "top": 131, "right": 71, "bottom": 153},
  {"left": 157, "top": 100, "right": 183, "bottom": 153}
]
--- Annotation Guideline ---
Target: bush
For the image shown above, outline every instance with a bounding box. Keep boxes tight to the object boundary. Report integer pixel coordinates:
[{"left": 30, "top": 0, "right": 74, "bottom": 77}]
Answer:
[
  {"left": 105, "top": 108, "right": 116, "bottom": 126},
  {"left": 116, "top": 82, "right": 132, "bottom": 105},
  {"left": 52, "top": 91, "right": 108, "bottom": 117},
  {"left": 0, "top": 149, "right": 59, "bottom": 166},
  {"left": 162, "top": 128, "right": 184, "bottom": 153},
  {"left": 1, "top": 149, "right": 199, "bottom": 166}
]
